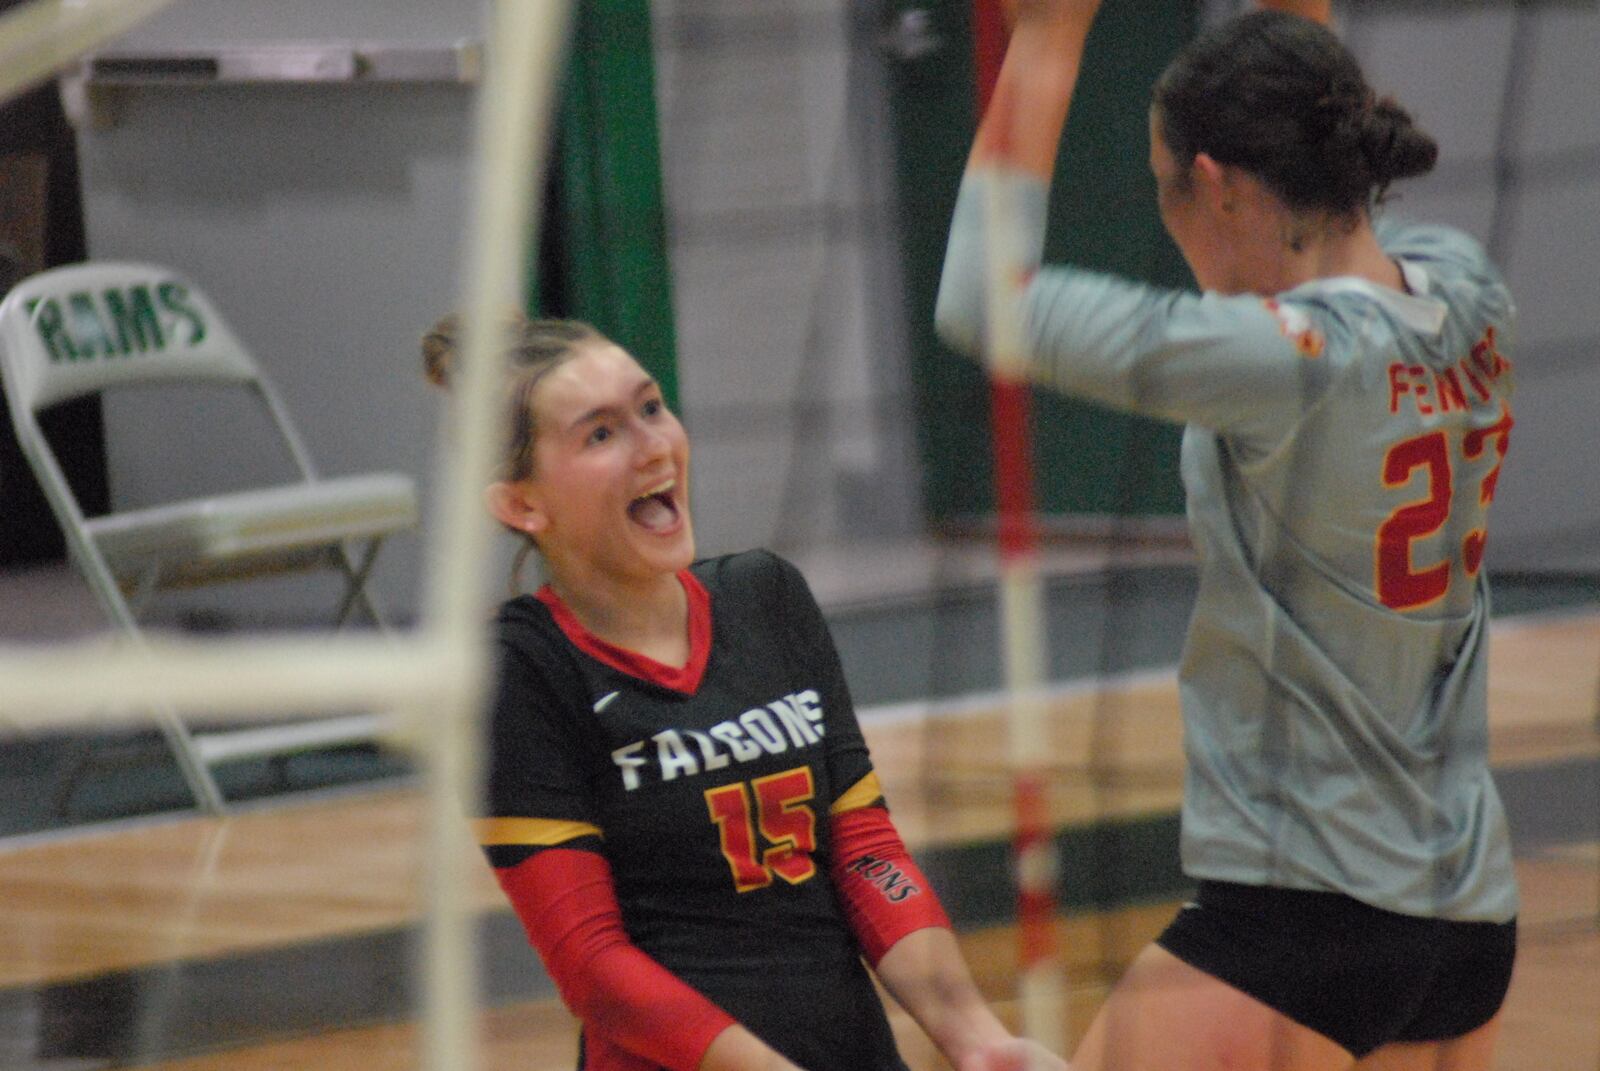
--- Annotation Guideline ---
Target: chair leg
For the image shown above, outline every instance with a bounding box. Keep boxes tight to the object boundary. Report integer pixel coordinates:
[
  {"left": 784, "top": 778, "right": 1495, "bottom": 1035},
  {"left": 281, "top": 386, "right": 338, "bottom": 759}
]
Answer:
[
  {"left": 71, "top": 540, "right": 230, "bottom": 814},
  {"left": 51, "top": 725, "right": 194, "bottom": 818},
  {"left": 123, "top": 564, "right": 162, "bottom": 620},
  {"left": 332, "top": 538, "right": 389, "bottom": 633},
  {"left": 57, "top": 704, "right": 231, "bottom": 816},
  {"left": 150, "top": 702, "right": 229, "bottom": 814},
  {"left": 51, "top": 732, "right": 99, "bottom": 817}
]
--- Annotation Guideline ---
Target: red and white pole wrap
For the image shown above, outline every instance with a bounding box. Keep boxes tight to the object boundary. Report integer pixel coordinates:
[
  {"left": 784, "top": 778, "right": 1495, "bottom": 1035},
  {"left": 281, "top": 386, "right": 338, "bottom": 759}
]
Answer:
[{"left": 970, "top": 0, "right": 1066, "bottom": 1052}]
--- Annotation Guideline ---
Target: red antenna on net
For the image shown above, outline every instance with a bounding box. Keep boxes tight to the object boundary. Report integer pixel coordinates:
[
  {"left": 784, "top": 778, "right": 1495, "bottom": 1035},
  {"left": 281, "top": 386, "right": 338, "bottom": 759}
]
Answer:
[{"left": 969, "top": 0, "right": 1066, "bottom": 1053}]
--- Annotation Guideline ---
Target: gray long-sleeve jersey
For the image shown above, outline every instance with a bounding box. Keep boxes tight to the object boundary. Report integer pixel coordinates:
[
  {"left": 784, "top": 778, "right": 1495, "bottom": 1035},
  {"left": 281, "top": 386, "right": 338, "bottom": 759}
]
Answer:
[{"left": 937, "top": 171, "right": 1518, "bottom": 921}]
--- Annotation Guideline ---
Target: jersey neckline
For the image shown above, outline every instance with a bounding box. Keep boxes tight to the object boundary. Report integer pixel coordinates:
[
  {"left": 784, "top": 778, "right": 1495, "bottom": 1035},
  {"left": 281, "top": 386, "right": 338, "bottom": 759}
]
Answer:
[
  {"left": 1285, "top": 259, "right": 1446, "bottom": 335},
  {"left": 535, "top": 572, "right": 712, "bottom": 695}
]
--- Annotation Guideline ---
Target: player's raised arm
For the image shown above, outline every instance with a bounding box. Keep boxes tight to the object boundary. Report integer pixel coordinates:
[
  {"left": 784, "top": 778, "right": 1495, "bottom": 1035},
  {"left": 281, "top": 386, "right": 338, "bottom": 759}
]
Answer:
[
  {"left": 971, "top": 0, "right": 1102, "bottom": 177},
  {"left": 936, "top": 0, "right": 1100, "bottom": 362}
]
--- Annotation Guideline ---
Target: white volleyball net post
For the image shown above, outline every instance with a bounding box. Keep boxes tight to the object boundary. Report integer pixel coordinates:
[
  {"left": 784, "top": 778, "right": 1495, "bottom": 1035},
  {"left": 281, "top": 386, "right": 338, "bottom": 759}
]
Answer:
[{"left": 413, "top": 2, "right": 573, "bottom": 1067}]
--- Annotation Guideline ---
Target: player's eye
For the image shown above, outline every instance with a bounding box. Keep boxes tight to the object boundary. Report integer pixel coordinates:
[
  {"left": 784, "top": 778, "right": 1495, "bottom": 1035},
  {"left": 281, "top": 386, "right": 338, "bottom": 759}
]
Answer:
[{"left": 586, "top": 424, "right": 612, "bottom": 445}]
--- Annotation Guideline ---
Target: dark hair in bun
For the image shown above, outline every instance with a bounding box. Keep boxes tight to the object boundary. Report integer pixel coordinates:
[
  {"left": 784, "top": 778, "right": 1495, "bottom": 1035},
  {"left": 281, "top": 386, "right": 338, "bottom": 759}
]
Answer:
[{"left": 1154, "top": 10, "right": 1437, "bottom": 215}]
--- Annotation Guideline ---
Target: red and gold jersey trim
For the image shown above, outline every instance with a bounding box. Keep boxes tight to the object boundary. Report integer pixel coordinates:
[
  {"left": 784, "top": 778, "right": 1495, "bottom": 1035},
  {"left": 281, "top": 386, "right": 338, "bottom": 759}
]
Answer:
[
  {"left": 536, "top": 570, "right": 713, "bottom": 694},
  {"left": 474, "top": 816, "right": 603, "bottom": 847},
  {"left": 1262, "top": 297, "right": 1325, "bottom": 359},
  {"left": 829, "top": 770, "right": 885, "bottom": 816}
]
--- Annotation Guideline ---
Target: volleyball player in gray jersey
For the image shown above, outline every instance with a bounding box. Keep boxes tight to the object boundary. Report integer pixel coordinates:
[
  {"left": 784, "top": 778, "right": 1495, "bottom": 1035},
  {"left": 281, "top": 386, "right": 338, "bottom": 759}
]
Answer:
[{"left": 937, "top": 3, "right": 1517, "bottom": 1069}]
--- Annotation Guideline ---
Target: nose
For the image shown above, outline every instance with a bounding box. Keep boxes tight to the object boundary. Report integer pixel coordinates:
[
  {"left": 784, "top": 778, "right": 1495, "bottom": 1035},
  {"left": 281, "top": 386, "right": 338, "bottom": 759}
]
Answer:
[{"left": 634, "top": 418, "right": 672, "bottom": 466}]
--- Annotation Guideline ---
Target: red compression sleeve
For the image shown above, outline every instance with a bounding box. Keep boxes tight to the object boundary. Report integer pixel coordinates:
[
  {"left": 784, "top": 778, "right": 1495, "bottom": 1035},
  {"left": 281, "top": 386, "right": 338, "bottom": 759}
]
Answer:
[
  {"left": 828, "top": 806, "right": 952, "bottom": 965},
  {"left": 495, "top": 849, "right": 735, "bottom": 1071}
]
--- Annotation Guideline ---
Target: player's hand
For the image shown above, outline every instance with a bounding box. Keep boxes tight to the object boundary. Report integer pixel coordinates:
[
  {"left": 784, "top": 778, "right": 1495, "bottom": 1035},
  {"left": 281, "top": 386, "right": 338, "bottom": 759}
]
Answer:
[{"left": 958, "top": 1036, "right": 1071, "bottom": 1071}]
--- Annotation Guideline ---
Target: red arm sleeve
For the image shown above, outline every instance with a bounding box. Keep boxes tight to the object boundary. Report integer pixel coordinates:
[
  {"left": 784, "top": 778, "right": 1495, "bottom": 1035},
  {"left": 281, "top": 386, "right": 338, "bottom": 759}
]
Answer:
[
  {"left": 828, "top": 805, "right": 952, "bottom": 966},
  {"left": 494, "top": 848, "right": 735, "bottom": 1071}
]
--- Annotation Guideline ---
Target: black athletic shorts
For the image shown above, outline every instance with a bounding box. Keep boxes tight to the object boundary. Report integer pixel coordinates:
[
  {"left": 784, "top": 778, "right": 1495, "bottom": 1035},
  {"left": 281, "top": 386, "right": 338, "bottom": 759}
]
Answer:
[{"left": 1157, "top": 879, "right": 1517, "bottom": 1057}]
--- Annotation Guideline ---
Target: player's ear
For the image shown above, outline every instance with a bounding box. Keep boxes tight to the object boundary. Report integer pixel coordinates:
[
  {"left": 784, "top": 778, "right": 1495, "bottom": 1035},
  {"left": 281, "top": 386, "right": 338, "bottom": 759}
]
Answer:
[
  {"left": 487, "top": 479, "right": 548, "bottom": 537},
  {"left": 1191, "top": 152, "right": 1233, "bottom": 211}
]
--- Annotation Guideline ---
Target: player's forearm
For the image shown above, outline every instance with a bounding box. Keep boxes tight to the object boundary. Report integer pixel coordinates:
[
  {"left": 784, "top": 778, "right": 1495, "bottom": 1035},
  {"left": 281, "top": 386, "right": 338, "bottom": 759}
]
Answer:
[
  {"left": 970, "top": 0, "right": 1101, "bottom": 178},
  {"left": 873, "top": 926, "right": 1011, "bottom": 1067},
  {"left": 698, "top": 1024, "right": 806, "bottom": 1071},
  {"left": 494, "top": 849, "right": 736, "bottom": 1071},
  {"left": 933, "top": 167, "right": 1050, "bottom": 360}
]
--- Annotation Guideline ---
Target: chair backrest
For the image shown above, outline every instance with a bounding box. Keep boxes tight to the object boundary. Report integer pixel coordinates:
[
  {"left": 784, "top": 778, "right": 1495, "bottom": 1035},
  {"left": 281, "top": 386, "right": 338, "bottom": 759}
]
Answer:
[{"left": 0, "top": 261, "right": 261, "bottom": 413}]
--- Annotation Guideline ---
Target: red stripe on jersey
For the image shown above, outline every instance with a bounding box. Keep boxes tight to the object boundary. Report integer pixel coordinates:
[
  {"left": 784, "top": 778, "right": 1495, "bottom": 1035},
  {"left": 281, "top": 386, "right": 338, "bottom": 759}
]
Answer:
[
  {"left": 828, "top": 806, "right": 952, "bottom": 966},
  {"left": 537, "top": 570, "right": 712, "bottom": 694},
  {"left": 495, "top": 849, "right": 734, "bottom": 1070}
]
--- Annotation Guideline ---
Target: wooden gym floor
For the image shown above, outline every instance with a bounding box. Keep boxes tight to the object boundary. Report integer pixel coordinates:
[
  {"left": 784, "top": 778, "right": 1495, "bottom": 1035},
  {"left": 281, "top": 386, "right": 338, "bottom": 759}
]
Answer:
[{"left": 0, "top": 605, "right": 1595, "bottom": 1070}]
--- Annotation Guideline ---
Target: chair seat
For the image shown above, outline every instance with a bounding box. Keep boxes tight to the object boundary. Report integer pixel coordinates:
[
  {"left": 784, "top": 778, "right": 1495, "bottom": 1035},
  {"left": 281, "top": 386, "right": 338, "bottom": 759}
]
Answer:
[{"left": 84, "top": 474, "right": 418, "bottom": 580}]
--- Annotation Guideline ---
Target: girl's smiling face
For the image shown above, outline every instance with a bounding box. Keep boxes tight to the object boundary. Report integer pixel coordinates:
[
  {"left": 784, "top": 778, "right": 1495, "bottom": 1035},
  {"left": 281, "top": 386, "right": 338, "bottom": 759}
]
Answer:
[{"left": 490, "top": 342, "right": 693, "bottom": 588}]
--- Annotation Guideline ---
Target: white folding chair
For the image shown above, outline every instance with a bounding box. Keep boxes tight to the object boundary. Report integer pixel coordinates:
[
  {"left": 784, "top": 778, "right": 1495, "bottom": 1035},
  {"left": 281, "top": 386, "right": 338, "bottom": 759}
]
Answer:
[{"left": 0, "top": 261, "right": 419, "bottom": 812}]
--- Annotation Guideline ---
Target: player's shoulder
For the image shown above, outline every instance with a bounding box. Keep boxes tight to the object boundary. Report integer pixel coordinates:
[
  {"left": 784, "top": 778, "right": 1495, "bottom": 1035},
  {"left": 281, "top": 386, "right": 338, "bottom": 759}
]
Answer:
[
  {"left": 491, "top": 594, "right": 578, "bottom": 683},
  {"left": 1376, "top": 215, "right": 1514, "bottom": 333},
  {"left": 495, "top": 592, "right": 557, "bottom": 641},
  {"left": 1375, "top": 216, "right": 1499, "bottom": 282},
  {"left": 690, "top": 547, "right": 805, "bottom": 601}
]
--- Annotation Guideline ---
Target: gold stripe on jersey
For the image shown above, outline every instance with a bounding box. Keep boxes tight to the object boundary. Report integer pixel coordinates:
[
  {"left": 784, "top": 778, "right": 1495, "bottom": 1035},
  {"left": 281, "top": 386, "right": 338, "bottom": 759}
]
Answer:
[
  {"left": 474, "top": 817, "right": 603, "bottom": 847},
  {"left": 829, "top": 771, "right": 885, "bottom": 816}
]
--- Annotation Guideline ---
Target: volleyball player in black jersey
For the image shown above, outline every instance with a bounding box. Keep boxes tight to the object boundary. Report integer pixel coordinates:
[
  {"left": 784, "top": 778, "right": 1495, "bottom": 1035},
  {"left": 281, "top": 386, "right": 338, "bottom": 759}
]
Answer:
[{"left": 422, "top": 314, "right": 1064, "bottom": 1071}]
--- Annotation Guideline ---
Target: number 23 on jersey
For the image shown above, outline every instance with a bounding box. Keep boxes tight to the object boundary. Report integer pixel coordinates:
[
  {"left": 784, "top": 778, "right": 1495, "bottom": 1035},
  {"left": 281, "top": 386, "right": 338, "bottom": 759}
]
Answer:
[{"left": 1376, "top": 402, "right": 1512, "bottom": 611}]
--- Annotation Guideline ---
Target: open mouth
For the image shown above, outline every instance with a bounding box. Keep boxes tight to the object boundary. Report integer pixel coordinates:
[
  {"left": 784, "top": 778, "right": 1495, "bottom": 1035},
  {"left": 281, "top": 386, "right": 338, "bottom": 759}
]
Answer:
[{"left": 627, "top": 479, "right": 680, "bottom": 532}]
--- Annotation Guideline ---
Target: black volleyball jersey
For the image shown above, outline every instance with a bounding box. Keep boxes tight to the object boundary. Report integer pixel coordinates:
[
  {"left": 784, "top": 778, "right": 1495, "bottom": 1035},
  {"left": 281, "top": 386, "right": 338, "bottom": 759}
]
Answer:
[{"left": 479, "top": 549, "right": 905, "bottom": 1071}]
